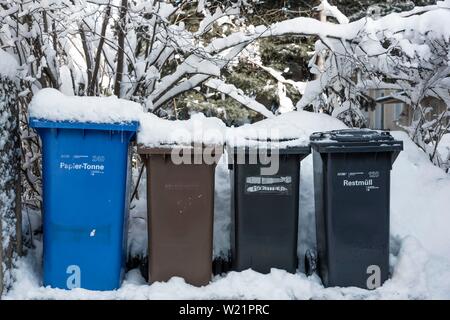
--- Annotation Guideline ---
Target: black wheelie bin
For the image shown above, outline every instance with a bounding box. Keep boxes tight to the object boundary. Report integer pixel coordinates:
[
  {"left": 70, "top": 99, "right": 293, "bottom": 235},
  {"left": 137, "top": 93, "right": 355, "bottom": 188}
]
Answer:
[
  {"left": 229, "top": 141, "right": 311, "bottom": 274},
  {"left": 308, "top": 129, "right": 403, "bottom": 289}
]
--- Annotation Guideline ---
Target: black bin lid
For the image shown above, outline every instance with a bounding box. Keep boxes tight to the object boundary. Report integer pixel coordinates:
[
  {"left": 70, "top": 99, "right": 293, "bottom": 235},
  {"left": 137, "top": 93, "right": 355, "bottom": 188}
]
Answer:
[
  {"left": 227, "top": 137, "right": 311, "bottom": 155},
  {"left": 310, "top": 129, "right": 403, "bottom": 153},
  {"left": 311, "top": 129, "right": 394, "bottom": 143}
]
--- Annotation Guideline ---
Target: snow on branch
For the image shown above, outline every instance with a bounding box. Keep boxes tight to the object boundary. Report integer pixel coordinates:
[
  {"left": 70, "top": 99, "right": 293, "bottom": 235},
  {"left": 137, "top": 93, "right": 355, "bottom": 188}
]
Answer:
[
  {"left": 150, "top": 54, "right": 222, "bottom": 103},
  {"left": 293, "top": 3, "right": 450, "bottom": 167},
  {"left": 316, "top": 0, "right": 349, "bottom": 24},
  {"left": 295, "top": 4, "right": 450, "bottom": 111},
  {"left": 3, "top": 0, "right": 450, "bottom": 167},
  {"left": 205, "top": 3, "right": 450, "bottom": 60},
  {"left": 196, "top": 5, "right": 241, "bottom": 36},
  {"left": 151, "top": 42, "right": 248, "bottom": 110},
  {"left": 249, "top": 59, "right": 307, "bottom": 95},
  {"left": 205, "top": 78, "right": 274, "bottom": 118}
]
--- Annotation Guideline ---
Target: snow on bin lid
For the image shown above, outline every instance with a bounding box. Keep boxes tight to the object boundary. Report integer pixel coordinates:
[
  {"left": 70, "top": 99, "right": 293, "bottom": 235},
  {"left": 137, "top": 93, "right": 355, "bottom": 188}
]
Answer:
[
  {"left": 29, "top": 88, "right": 143, "bottom": 124},
  {"left": 227, "top": 111, "right": 347, "bottom": 149},
  {"left": 138, "top": 112, "right": 226, "bottom": 148},
  {"left": 310, "top": 129, "right": 395, "bottom": 144}
]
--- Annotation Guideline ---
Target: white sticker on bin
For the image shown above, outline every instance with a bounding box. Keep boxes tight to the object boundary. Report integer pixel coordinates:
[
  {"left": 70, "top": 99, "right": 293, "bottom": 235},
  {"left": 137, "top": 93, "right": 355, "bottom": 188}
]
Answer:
[
  {"left": 58, "top": 154, "right": 106, "bottom": 176},
  {"left": 246, "top": 176, "right": 292, "bottom": 185}
]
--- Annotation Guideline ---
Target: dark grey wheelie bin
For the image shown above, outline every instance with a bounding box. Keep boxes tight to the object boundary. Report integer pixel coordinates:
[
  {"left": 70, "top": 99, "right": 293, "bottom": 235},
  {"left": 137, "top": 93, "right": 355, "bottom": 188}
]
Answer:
[
  {"left": 229, "top": 142, "right": 311, "bottom": 274},
  {"left": 308, "top": 129, "right": 403, "bottom": 289}
]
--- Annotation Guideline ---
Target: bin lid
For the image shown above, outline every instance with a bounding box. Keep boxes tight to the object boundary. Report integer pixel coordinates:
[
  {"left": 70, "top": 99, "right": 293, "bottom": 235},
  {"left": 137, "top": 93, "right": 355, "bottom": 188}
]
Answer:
[
  {"left": 29, "top": 117, "right": 139, "bottom": 132},
  {"left": 310, "top": 129, "right": 403, "bottom": 153},
  {"left": 227, "top": 138, "right": 311, "bottom": 155},
  {"left": 137, "top": 143, "right": 224, "bottom": 156}
]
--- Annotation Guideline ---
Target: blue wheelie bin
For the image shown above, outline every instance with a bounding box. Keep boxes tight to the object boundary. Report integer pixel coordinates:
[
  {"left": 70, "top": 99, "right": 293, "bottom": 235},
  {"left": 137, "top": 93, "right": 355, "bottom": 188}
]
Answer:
[{"left": 30, "top": 119, "right": 138, "bottom": 290}]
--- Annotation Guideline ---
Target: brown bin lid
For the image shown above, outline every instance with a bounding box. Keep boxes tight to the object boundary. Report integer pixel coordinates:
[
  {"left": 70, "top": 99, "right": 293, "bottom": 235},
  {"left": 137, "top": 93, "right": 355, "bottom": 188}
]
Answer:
[{"left": 137, "top": 143, "right": 224, "bottom": 156}]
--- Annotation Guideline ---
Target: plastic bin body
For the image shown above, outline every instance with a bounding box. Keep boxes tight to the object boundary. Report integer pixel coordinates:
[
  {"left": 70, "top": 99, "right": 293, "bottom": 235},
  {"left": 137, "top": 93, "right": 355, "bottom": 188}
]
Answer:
[
  {"left": 310, "top": 130, "right": 403, "bottom": 289},
  {"left": 139, "top": 147, "right": 221, "bottom": 287},
  {"left": 31, "top": 119, "right": 137, "bottom": 291},
  {"left": 229, "top": 147, "right": 311, "bottom": 274}
]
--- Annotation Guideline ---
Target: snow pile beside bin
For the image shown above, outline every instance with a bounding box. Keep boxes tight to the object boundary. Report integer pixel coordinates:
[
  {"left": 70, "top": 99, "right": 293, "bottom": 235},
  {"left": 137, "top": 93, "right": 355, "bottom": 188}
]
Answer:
[
  {"left": 390, "top": 131, "right": 450, "bottom": 259},
  {"left": 212, "top": 158, "right": 232, "bottom": 258},
  {"left": 29, "top": 88, "right": 143, "bottom": 123}
]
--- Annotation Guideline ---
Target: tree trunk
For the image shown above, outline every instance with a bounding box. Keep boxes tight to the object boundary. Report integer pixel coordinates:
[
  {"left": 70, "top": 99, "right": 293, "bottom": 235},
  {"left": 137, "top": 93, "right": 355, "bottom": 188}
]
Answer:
[
  {"left": 88, "top": 5, "right": 112, "bottom": 96},
  {"left": 0, "top": 76, "right": 21, "bottom": 297},
  {"left": 80, "top": 27, "right": 93, "bottom": 94},
  {"left": 316, "top": 1, "right": 327, "bottom": 78},
  {"left": 114, "top": 0, "right": 128, "bottom": 98}
]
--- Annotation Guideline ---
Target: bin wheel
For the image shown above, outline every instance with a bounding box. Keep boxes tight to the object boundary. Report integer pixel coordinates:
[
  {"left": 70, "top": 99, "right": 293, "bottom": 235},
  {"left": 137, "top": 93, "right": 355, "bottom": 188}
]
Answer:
[{"left": 305, "top": 249, "right": 317, "bottom": 277}]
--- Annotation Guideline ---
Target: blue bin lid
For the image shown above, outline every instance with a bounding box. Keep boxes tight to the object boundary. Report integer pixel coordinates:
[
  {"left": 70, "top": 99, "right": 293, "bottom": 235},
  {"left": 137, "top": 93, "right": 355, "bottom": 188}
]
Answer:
[{"left": 29, "top": 117, "right": 139, "bottom": 132}]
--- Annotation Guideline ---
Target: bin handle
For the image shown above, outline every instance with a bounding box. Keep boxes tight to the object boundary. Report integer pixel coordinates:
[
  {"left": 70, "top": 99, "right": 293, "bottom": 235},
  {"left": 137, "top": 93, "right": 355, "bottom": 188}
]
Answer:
[{"left": 318, "top": 145, "right": 403, "bottom": 153}]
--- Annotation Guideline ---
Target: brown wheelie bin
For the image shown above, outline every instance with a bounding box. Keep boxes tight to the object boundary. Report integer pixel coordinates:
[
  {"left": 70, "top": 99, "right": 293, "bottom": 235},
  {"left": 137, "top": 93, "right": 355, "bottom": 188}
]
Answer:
[{"left": 138, "top": 145, "right": 222, "bottom": 286}]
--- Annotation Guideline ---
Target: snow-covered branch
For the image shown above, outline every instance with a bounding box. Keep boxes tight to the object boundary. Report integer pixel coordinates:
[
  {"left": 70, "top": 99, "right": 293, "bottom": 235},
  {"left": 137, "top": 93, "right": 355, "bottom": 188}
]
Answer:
[
  {"left": 295, "top": 3, "right": 450, "bottom": 167},
  {"left": 249, "top": 59, "right": 307, "bottom": 95},
  {"left": 315, "top": 0, "right": 349, "bottom": 24},
  {"left": 205, "top": 79, "right": 274, "bottom": 118}
]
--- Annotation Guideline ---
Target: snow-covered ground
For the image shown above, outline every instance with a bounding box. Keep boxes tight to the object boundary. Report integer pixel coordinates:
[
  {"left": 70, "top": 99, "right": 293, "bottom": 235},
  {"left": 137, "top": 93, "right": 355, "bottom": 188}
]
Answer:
[{"left": 4, "top": 114, "right": 450, "bottom": 299}]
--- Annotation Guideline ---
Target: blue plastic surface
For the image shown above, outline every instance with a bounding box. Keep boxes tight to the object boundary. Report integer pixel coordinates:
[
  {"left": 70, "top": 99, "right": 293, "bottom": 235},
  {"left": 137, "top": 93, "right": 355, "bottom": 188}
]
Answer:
[{"left": 30, "top": 118, "right": 138, "bottom": 291}]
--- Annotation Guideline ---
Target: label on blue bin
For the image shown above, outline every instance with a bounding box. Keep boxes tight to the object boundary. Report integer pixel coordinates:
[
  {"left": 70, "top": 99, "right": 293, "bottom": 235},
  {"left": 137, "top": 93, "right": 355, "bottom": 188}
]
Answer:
[
  {"left": 58, "top": 154, "right": 106, "bottom": 176},
  {"left": 245, "top": 176, "right": 292, "bottom": 195}
]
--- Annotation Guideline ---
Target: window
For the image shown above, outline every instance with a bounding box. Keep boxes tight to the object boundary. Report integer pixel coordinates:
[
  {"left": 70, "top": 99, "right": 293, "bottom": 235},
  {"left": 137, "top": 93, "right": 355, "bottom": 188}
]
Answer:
[
  {"left": 374, "top": 91, "right": 385, "bottom": 129},
  {"left": 393, "top": 103, "right": 403, "bottom": 121}
]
